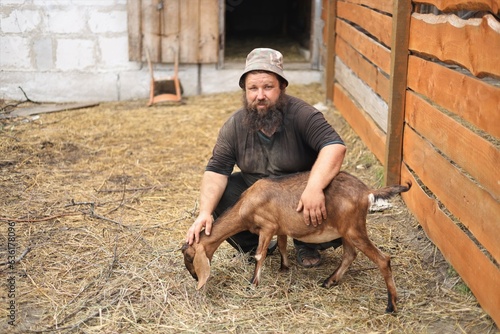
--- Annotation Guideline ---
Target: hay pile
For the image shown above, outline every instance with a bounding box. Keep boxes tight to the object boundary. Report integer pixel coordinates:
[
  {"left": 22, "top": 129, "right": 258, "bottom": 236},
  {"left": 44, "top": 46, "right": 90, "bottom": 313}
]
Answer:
[{"left": 0, "top": 84, "right": 496, "bottom": 333}]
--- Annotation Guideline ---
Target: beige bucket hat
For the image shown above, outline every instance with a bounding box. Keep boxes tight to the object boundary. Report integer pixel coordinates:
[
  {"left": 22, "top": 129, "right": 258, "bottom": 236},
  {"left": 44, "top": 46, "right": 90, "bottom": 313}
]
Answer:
[{"left": 238, "top": 48, "right": 289, "bottom": 88}]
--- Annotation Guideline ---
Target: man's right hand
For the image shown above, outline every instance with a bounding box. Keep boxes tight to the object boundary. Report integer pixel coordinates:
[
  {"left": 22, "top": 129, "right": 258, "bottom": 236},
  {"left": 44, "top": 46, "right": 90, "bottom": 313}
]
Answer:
[{"left": 185, "top": 212, "right": 214, "bottom": 245}]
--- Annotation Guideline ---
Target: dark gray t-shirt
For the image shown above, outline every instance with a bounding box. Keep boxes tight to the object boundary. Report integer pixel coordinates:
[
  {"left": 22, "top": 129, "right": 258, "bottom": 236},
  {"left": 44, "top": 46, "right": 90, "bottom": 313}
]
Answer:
[{"left": 206, "top": 95, "right": 345, "bottom": 186}]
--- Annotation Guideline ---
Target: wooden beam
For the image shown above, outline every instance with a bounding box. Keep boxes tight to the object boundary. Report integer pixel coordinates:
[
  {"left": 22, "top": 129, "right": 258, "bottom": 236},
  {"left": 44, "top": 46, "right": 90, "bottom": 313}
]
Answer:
[
  {"left": 325, "top": 0, "right": 338, "bottom": 102},
  {"left": 127, "top": 0, "right": 142, "bottom": 61},
  {"left": 384, "top": 0, "right": 411, "bottom": 185}
]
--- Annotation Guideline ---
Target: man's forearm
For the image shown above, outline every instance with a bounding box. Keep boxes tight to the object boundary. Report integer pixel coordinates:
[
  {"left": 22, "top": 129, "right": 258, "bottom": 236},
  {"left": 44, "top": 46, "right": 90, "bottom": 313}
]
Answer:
[
  {"left": 307, "top": 144, "right": 346, "bottom": 190},
  {"left": 198, "top": 171, "right": 229, "bottom": 215}
]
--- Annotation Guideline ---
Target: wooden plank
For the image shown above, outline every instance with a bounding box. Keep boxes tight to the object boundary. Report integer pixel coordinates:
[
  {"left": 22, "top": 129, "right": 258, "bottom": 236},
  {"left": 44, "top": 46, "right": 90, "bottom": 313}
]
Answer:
[
  {"left": 403, "top": 126, "right": 500, "bottom": 264},
  {"left": 160, "top": 0, "right": 180, "bottom": 63},
  {"left": 335, "top": 58, "right": 389, "bottom": 132},
  {"left": 407, "top": 56, "right": 500, "bottom": 138},
  {"left": 336, "top": 19, "right": 392, "bottom": 74},
  {"left": 341, "top": 0, "right": 393, "bottom": 14},
  {"left": 335, "top": 36, "right": 390, "bottom": 102},
  {"left": 406, "top": 91, "right": 500, "bottom": 200},
  {"left": 400, "top": 165, "right": 500, "bottom": 327},
  {"left": 127, "top": 0, "right": 142, "bottom": 61},
  {"left": 419, "top": 0, "right": 500, "bottom": 13},
  {"left": 8, "top": 103, "right": 99, "bottom": 118},
  {"left": 311, "top": 0, "right": 323, "bottom": 69},
  {"left": 179, "top": 0, "right": 200, "bottom": 63},
  {"left": 325, "top": 0, "right": 338, "bottom": 102},
  {"left": 198, "top": 0, "right": 219, "bottom": 63},
  {"left": 337, "top": 1, "right": 393, "bottom": 47},
  {"left": 409, "top": 13, "right": 500, "bottom": 78},
  {"left": 218, "top": 0, "right": 225, "bottom": 68},
  {"left": 333, "top": 83, "right": 386, "bottom": 162},
  {"left": 142, "top": 0, "right": 161, "bottom": 62},
  {"left": 384, "top": 0, "right": 411, "bottom": 185}
]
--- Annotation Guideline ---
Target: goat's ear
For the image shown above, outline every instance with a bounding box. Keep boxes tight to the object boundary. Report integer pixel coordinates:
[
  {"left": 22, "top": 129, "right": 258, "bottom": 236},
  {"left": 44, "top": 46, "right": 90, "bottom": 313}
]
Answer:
[{"left": 193, "top": 247, "right": 211, "bottom": 290}]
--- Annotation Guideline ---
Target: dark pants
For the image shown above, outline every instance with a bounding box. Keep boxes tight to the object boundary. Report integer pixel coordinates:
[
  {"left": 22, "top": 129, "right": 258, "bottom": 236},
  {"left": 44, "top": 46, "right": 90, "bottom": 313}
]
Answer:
[{"left": 213, "top": 172, "right": 342, "bottom": 253}]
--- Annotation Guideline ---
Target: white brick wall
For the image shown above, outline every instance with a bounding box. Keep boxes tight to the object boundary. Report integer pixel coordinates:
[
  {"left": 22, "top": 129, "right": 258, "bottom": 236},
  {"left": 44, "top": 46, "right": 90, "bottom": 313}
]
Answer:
[
  {"left": 46, "top": 9, "right": 87, "bottom": 34},
  {"left": 99, "top": 36, "right": 130, "bottom": 67},
  {"left": 56, "top": 39, "right": 96, "bottom": 70},
  {"left": 0, "top": 36, "right": 31, "bottom": 68},
  {"left": 0, "top": 0, "right": 156, "bottom": 102},
  {"left": 1, "top": 9, "right": 41, "bottom": 33},
  {"left": 89, "top": 10, "right": 128, "bottom": 33}
]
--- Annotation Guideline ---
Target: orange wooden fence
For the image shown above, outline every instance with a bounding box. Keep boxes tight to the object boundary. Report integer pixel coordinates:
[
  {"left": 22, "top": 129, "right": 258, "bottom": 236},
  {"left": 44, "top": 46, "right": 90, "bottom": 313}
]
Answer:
[{"left": 324, "top": 0, "right": 500, "bottom": 325}]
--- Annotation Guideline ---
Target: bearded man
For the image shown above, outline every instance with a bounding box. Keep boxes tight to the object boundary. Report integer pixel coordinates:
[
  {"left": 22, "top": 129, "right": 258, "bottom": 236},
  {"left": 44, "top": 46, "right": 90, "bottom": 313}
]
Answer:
[{"left": 186, "top": 48, "right": 346, "bottom": 267}]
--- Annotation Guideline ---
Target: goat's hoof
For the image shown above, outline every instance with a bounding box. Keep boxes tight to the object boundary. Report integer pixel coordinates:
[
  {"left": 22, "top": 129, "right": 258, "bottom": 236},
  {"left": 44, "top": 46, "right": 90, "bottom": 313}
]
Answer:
[
  {"left": 249, "top": 278, "right": 259, "bottom": 286},
  {"left": 385, "top": 307, "right": 397, "bottom": 314},
  {"left": 321, "top": 279, "right": 337, "bottom": 288},
  {"left": 385, "top": 305, "right": 397, "bottom": 314},
  {"left": 279, "top": 266, "right": 290, "bottom": 272}
]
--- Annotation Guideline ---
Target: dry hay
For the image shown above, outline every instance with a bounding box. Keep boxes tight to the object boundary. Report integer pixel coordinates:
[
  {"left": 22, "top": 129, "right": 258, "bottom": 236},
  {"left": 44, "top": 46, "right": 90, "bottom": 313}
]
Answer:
[{"left": 0, "top": 84, "right": 497, "bottom": 333}]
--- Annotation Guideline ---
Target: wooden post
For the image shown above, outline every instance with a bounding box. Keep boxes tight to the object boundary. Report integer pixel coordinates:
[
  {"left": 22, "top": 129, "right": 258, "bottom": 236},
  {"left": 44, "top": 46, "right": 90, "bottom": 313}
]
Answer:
[
  {"left": 384, "top": 0, "right": 411, "bottom": 185},
  {"left": 325, "top": 0, "right": 337, "bottom": 103},
  {"left": 127, "top": 0, "right": 142, "bottom": 61}
]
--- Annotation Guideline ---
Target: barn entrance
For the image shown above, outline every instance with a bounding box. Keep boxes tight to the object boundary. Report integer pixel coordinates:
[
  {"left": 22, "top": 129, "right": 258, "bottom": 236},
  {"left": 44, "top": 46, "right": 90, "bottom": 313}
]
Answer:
[{"left": 221, "top": 0, "right": 322, "bottom": 69}]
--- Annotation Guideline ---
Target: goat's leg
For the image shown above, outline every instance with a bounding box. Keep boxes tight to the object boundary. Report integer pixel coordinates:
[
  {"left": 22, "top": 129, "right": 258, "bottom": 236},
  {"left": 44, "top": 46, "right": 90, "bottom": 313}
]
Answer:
[
  {"left": 322, "top": 238, "right": 357, "bottom": 288},
  {"left": 250, "top": 232, "right": 273, "bottom": 286},
  {"left": 277, "top": 235, "right": 289, "bottom": 272},
  {"left": 351, "top": 235, "right": 398, "bottom": 313}
]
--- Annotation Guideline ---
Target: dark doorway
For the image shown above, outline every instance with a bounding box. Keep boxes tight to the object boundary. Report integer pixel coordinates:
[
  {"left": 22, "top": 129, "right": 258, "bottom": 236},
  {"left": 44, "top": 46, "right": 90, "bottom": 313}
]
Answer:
[{"left": 224, "top": 0, "right": 313, "bottom": 63}]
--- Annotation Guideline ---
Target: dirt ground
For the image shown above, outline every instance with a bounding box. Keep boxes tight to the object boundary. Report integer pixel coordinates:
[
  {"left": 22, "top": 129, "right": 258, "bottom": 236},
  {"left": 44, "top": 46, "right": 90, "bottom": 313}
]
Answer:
[{"left": 0, "top": 84, "right": 497, "bottom": 333}]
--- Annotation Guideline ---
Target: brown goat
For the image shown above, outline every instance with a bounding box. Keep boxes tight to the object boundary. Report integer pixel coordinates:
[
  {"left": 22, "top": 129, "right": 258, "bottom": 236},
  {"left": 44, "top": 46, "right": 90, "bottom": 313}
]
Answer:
[{"left": 182, "top": 171, "right": 411, "bottom": 313}]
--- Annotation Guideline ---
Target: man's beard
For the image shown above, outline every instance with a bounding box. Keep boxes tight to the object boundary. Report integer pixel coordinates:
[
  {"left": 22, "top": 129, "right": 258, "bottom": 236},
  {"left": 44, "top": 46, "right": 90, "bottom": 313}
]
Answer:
[{"left": 243, "top": 91, "right": 287, "bottom": 134}]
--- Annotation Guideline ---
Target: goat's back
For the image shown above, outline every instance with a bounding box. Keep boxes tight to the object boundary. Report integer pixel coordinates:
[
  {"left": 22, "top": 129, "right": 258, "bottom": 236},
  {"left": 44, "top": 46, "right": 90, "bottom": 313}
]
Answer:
[{"left": 238, "top": 171, "right": 371, "bottom": 243}]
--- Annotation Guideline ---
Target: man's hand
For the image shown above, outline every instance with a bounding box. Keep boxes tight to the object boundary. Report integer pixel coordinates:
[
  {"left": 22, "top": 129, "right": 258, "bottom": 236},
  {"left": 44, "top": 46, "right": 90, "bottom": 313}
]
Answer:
[
  {"left": 186, "top": 212, "right": 214, "bottom": 245},
  {"left": 296, "top": 186, "right": 327, "bottom": 227}
]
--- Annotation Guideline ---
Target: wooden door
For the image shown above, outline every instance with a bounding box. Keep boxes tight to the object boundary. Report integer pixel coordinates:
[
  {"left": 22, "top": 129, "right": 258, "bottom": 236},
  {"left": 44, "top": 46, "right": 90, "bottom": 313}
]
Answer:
[{"left": 128, "top": 0, "right": 219, "bottom": 64}]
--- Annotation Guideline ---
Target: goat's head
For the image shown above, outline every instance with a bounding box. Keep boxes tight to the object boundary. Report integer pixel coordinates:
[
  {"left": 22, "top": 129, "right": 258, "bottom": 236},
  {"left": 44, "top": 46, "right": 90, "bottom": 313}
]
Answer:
[{"left": 181, "top": 242, "right": 211, "bottom": 290}]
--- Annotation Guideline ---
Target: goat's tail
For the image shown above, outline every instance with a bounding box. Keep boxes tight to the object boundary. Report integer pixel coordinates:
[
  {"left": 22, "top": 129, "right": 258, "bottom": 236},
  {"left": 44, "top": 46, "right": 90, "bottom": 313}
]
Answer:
[{"left": 368, "top": 181, "right": 412, "bottom": 204}]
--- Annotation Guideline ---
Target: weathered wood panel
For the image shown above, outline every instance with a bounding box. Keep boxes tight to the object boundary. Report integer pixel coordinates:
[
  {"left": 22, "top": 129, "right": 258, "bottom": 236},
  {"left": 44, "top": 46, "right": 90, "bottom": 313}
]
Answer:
[
  {"left": 403, "top": 126, "right": 500, "bottom": 264},
  {"left": 160, "top": 0, "right": 180, "bottom": 62},
  {"left": 337, "top": 1, "right": 393, "bottom": 46},
  {"left": 335, "top": 36, "right": 390, "bottom": 101},
  {"left": 335, "top": 58, "right": 389, "bottom": 131},
  {"left": 335, "top": 19, "right": 392, "bottom": 74},
  {"left": 419, "top": 0, "right": 500, "bottom": 13},
  {"left": 333, "top": 84, "right": 386, "bottom": 162},
  {"left": 127, "top": 0, "right": 142, "bottom": 61},
  {"left": 142, "top": 0, "right": 161, "bottom": 61},
  {"left": 325, "top": 0, "right": 337, "bottom": 102},
  {"left": 400, "top": 164, "right": 500, "bottom": 327},
  {"left": 198, "top": 0, "right": 219, "bottom": 63},
  {"left": 179, "top": 0, "right": 200, "bottom": 63},
  {"left": 405, "top": 91, "right": 499, "bottom": 200},
  {"left": 128, "top": 0, "right": 219, "bottom": 63},
  {"left": 341, "top": 0, "right": 393, "bottom": 14},
  {"left": 407, "top": 56, "right": 500, "bottom": 138},
  {"left": 409, "top": 13, "right": 500, "bottom": 78}
]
